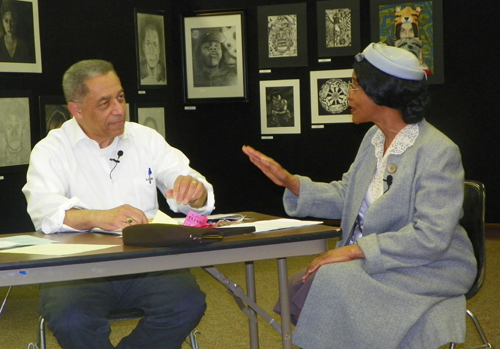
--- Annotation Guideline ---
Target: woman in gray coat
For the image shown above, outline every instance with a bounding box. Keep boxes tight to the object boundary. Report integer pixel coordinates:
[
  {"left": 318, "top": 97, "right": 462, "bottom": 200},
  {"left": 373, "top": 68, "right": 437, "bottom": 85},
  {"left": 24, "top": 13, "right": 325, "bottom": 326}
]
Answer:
[{"left": 242, "top": 43, "right": 476, "bottom": 348}]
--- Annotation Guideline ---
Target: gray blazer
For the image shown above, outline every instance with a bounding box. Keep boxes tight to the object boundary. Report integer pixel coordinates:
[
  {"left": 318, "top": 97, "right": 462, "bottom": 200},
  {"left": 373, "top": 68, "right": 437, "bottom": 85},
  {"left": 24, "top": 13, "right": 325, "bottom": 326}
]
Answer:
[{"left": 284, "top": 119, "right": 476, "bottom": 349}]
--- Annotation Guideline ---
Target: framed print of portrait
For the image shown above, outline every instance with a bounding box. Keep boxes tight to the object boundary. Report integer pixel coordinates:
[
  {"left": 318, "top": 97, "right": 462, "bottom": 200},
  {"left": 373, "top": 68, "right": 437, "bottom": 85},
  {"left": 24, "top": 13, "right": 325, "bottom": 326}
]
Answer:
[
  {"left": 0, "top": 0, "right": 42, "bottom": 73},
  {"left": 257, "top": 3, "right": 307, "bottom": 69},
  {"left": 310, "top": 69, "right": 353, "bottom": 124},
  {"left": 370, "top": 0, "right": 444, "bottom": 84},
  {"left": 135, "top": 9, "right": 168, "bottom": 89},
  {"left": 39, "top": 96, "right": 71, "bottom": 137},
  {"left": 317, "top": 0, "right": 360, "bottom": 57},
  {"left": 260, "top": 79, "right": 301, "bottom": 135},
  {"left": 136, "top": 104, "right": 166, "bottom": 139},
  {"left": 182, "top": 10, "right": 247, "bottom": 104},
  {"left": 0, "top": 91, "right": 33, "bottom": 171}
]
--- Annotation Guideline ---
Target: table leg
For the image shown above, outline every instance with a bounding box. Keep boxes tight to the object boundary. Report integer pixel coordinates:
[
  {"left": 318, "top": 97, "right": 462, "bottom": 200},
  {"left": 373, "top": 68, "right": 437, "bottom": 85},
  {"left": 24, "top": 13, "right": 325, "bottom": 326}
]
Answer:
[
  {"left": 245, "top": 261, "right": 259, "bottom": 349},
  {"left": 277, "top": 258, "right": 293, "bottom": 349}
]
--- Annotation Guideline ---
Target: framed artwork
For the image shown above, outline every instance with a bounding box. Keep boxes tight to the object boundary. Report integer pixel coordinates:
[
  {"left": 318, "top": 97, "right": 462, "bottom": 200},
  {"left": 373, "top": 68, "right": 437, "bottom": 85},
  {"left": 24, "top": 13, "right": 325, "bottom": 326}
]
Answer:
[
  {"left": 257, "top": 3, "right": 308, "bottom": 68},
  {"left": 370, "top": 0, "right": 444, "bottom": 84},
  {"left": 310, "top": 69, "right": 353, "bottom": 124},
  {"left": 136, "top": 104, "right": 166, "bottom": 139},
  {"left": 181, "top": 10, "right": 247, "bottom": 103},
  {"left": 0, "top": 91, "right": 33, "bottom": 170},
  {"left": 317, "top": 0, "right": 360, "bottom": 57},
  {"left": 39, "top": 96, "right": 71, "bottom": 137},
  {"left": 0, "top": 0, "right": 42, "bottom": 73},
  {"left": 260, "top": 79, "right": 301, "bottom": 135},
  {"left": 135, "top": 8, "right": 168, "bottom": 89}
]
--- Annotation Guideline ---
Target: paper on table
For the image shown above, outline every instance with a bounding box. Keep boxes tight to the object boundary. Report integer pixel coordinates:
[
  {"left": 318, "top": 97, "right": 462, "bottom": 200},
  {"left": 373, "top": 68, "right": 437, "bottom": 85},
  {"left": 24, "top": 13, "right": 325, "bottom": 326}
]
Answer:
[
  {"left": 152, "top": 210, "right": 179, "bottom": 225},
  {"left": 220, "top": 218, "right": 323, "bottom": 233},
  {"left": 92, "top": 210, "right": 179, "bottom": 235},
  {"left": 0, "top": 235, "right": 58, "bottom": 250},
  {"left": 0, "top": 244, "right": 119, "bottom": 256}
]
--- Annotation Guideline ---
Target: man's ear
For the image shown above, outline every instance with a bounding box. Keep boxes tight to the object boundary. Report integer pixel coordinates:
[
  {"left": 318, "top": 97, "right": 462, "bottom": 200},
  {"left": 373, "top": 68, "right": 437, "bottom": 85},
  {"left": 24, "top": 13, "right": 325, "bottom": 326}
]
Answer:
[{"left": 67, "top": 102, "right": 82, "bottom": 120}]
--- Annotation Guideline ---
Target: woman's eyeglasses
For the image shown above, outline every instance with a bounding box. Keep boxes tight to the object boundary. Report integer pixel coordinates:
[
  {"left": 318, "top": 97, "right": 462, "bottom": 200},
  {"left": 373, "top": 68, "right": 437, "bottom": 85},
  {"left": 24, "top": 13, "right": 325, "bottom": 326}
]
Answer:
[{"left": 347, "top": 80, "right": 360, "bottom": 92}]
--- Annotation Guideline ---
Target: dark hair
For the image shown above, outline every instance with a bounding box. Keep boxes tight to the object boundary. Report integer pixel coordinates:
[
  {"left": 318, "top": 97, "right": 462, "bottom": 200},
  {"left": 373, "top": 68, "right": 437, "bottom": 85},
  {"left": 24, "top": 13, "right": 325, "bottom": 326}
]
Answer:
[
  {"left": 394, "top": 22, "right": 419, "bottom": 41},
  {"left": 353, "top": 59, "right": 429, "bottom": 124}
]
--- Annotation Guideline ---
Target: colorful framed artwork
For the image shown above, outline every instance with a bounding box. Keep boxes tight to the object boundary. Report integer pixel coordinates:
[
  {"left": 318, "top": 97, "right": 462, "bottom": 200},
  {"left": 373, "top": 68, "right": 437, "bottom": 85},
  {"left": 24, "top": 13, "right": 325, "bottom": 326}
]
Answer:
[
  {"left": 260, "top": 79, "right": 301, "bottom": 135},
  {"left": 310, "top": 69, "right": 353, "bottom": 124},
  {"left": 135, "top": 8, "right": 168, "bottom": 89},
  {"left": 370, "top": 0, "right": 444, "bottom": 84},
  {"left": 317, "top": 0, "right": 360, "bottom": 57},
  {"left": 135, "top": 104, "right": 166, "bottom": 139},
  {"left": 0, "top": 91, "right": 34, "bottom": 171},
  {"left": 181, "top": 10, "right": 247, "bottom": 103},
  {"left": 0, "top": 0, "right": 42, "bottom": 73},
  {"left": 39, "top": 96, "right": 71, "bottom": 137},
  {"left": 257, "top": 3, "right": 308, "bottom": 68}
]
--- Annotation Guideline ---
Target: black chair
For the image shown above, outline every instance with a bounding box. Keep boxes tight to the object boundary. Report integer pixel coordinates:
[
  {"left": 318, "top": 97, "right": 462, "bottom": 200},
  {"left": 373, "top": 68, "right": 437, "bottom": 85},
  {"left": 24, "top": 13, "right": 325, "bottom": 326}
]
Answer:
[
  {"left": 30, "top": 309, "right": 200, "bottom": 349},
  {"left": 449, "top": 180, "right": 493, "bottom": 349}
]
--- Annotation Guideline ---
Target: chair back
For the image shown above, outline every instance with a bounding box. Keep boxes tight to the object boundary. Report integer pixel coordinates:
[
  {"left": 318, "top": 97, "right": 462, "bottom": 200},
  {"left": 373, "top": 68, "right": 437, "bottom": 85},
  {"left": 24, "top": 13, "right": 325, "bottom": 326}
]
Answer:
[{"left": 460, "top": 180, "right": 486, "bottom": 300}]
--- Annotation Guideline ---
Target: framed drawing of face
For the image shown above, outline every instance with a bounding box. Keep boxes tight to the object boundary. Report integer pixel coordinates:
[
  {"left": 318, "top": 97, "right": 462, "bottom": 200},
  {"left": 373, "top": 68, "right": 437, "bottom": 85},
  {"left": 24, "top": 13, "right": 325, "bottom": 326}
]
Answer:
[
  {"left": 135, "top": 8, "right": 168, "bottom": 89},
  {"left": 0, "top": 0, "right": 42, "bottom": 73},
  {"left": 135, "top": 104, "right": 166, "bottom": 139},
  {"left": 39, "top": 96, "right": 71, "bottom": 137},
  {"left": 0, "top": 91, "right": 34, "bottom": 171},
  {"left": 181, "top": 10, "right": 247, "bottom": 103},
  {"left": 370, "top": 0, "right": 444, "bottom": 84}
]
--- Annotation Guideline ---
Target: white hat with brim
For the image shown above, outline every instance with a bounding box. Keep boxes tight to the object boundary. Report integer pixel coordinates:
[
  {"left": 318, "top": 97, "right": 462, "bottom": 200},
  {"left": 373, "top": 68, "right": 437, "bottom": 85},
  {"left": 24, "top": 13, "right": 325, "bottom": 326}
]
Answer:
[{"left": 356, "top": 43, "right": 425, "bottom": 81}]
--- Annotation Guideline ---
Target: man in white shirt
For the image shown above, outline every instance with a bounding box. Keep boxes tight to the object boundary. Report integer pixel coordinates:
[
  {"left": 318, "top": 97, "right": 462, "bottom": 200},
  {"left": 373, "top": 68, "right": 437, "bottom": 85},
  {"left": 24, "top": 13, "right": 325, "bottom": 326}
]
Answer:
[{"left": 22, "top": 59, "right": 215, "bottom": 349}]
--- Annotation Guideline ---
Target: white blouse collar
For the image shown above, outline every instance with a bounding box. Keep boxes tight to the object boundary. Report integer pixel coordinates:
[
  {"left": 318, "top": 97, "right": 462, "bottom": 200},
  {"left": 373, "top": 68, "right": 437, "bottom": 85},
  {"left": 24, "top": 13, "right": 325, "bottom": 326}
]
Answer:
[{"left": 368, "top": 123, "right": 419, "bottom": 202}]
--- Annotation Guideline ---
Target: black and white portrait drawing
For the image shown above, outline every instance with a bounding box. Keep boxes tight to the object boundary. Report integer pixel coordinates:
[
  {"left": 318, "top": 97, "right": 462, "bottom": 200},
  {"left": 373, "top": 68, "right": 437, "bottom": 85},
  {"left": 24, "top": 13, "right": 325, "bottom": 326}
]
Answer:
[
  {"left": 268, "top": 15, "right": 297, "bottom": 58},
  {"left": 191, "top": 27, "right": 237, "bottom": 88},
  {"left": 0, "top": 97, "right": 31, "bottom": 167},
  {"left": 44, "top": 104, "right": 70, "bottom": 135},
  {"left": 310, "top": 69, "right": 353, "bottom": 124},
  {"left": 325, "top": 8, "right": 352, "bottom": 48},
  {"left": 266, "top": 86, "right": 294, "bottom": 128},
  {"left": 183, "top": 12, "right": 246, "bottom": 101},
  {"left": 260, "top": 79, "right": 300, "bottom": 135},
  {"left": 0, "top": 0, "right": 41, "bottom": 73},
  {"left": 137, "top": 106, "right": 165, "bottom": 139},
  {"left": 136, "top": 11, "right": 167, "bottom": 87}
]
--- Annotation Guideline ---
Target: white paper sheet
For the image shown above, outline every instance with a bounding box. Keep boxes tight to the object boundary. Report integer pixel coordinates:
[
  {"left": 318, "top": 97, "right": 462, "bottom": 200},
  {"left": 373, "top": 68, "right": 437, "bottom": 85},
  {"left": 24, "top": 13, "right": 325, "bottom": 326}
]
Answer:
[{"left": 0, "top": 244, "right": 119, "bottom": 256}]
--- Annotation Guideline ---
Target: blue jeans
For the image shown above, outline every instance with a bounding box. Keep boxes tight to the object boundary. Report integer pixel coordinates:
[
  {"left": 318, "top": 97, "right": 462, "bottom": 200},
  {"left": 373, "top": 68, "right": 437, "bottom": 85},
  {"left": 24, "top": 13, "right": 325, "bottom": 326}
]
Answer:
[{"left": 39, "top": 270, "right": 206, "bottom": 349}]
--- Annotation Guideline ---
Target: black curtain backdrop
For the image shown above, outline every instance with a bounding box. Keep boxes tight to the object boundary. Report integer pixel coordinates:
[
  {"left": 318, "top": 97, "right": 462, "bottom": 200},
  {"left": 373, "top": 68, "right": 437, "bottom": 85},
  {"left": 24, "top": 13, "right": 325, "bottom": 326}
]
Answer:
[{"left": 1, "top": 0, "right": 499, "bottom": 234}]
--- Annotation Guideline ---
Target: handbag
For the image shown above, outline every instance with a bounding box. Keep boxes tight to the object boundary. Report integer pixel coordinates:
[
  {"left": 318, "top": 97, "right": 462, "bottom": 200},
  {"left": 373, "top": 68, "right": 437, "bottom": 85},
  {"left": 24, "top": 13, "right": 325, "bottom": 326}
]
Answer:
[{"left": 122, "top": 223, "right": 254, "bottom": 247}]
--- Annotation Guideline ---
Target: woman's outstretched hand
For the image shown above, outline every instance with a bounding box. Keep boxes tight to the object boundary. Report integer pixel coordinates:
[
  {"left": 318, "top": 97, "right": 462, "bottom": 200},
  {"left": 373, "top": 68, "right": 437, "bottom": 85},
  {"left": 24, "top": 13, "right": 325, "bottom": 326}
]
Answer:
[{"left": 242, "top": 145, "right": 300, "bottom": 196}]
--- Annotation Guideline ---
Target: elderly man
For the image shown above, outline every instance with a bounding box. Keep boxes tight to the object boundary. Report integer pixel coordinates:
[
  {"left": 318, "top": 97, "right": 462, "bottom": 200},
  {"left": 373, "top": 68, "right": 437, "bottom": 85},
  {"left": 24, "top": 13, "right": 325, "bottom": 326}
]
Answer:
[{"left": 22, "top": 59, "right": 215, "bottom": 349}]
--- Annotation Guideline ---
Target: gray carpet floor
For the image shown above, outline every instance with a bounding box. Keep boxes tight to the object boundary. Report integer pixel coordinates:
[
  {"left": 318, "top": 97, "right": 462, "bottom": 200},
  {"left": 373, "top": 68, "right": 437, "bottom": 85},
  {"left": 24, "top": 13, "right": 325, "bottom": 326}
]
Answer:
[{"left": 1, "top": 236, "right": 498, "bottom": 349}]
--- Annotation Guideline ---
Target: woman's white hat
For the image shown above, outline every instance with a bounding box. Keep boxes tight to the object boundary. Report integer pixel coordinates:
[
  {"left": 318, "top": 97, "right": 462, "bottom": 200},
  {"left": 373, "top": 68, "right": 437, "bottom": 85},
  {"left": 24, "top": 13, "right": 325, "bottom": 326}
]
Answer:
[{"left": 355, "top": 43, "right": 425, "bottom": 81}]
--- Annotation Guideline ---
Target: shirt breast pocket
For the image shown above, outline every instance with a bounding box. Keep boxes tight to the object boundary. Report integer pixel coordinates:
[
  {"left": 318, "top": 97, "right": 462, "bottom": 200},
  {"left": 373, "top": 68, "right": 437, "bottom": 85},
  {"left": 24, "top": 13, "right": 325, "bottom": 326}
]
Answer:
[{"left": 123, "top": 176, "right": 158, "bottom": 212}]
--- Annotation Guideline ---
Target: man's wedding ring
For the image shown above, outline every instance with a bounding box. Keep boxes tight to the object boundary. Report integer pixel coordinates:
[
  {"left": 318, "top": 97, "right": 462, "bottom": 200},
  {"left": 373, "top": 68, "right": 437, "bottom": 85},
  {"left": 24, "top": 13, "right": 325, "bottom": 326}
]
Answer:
[{"left": 126, "top": 218, "right": 134, "bottom": 225}]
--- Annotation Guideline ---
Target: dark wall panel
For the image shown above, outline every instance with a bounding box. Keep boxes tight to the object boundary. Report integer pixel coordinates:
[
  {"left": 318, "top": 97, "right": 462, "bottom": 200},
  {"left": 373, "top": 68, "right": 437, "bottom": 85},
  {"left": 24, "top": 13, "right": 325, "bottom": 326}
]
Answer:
[{"left": 1, "top": 0, "right": 499, "bottom": 234}]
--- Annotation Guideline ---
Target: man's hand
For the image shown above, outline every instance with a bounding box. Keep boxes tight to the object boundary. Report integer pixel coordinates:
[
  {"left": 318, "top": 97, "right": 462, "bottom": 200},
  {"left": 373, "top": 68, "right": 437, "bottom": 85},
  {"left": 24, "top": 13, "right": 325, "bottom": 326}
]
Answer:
[
  {"left": 165, "top": 175, "right": 207, "bottom": 208},
  {"left": 64, "top": 204, "right": 148, "bottom": 231}
]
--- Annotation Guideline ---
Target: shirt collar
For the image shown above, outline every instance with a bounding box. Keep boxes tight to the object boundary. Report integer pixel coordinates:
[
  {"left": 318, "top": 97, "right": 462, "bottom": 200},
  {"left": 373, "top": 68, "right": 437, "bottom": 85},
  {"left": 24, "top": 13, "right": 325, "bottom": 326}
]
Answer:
[{"left": 65, "top": 118, "right": 130, "bottom": 149}]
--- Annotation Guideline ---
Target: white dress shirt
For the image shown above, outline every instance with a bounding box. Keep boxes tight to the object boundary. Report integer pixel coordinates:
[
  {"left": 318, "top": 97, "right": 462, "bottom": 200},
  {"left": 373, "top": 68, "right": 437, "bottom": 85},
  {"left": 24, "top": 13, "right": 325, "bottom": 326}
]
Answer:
[{"left": 22, "top": 118, "right": 215, "bottom": 233}]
